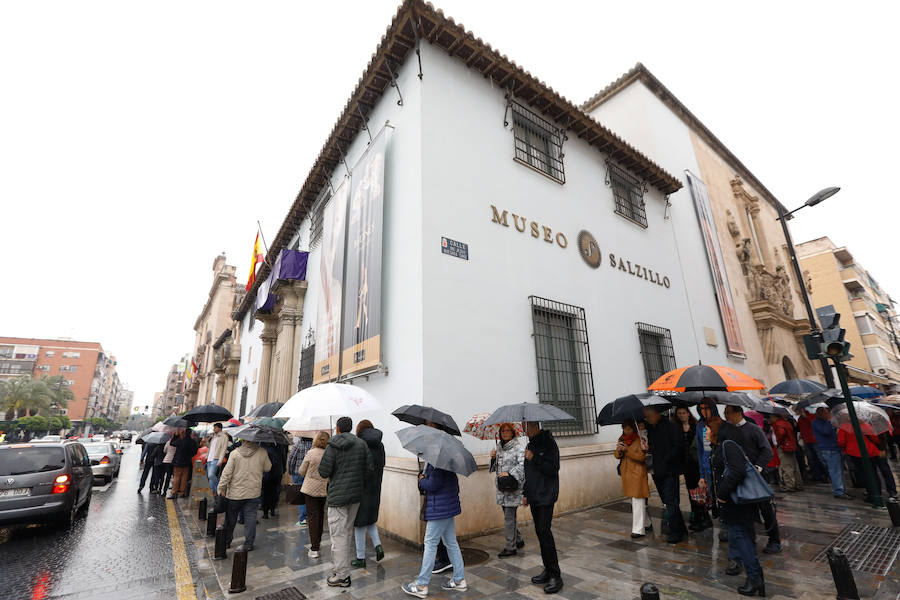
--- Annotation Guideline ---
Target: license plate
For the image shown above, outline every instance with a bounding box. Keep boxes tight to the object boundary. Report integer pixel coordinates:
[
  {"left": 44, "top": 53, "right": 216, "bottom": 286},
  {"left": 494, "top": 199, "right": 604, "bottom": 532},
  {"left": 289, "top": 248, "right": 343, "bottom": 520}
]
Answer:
[{"left": 0, "top": 488, "right": 30, "bottom": 497}]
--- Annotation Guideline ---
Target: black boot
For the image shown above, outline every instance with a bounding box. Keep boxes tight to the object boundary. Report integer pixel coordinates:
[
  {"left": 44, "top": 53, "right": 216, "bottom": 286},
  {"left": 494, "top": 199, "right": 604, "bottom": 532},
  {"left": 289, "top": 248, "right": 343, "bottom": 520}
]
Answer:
[
  {"left": 531, "top": 570, "right": 550, "bottom": 585},
  {"left": 737, "top": 576, "right": 765, "bottom": 596},
  {"left": 725, "top": 559, "right": 743, "bottom": 576},
  {"left": 543, "top": 577, "right": 563, "bottom": 594}
]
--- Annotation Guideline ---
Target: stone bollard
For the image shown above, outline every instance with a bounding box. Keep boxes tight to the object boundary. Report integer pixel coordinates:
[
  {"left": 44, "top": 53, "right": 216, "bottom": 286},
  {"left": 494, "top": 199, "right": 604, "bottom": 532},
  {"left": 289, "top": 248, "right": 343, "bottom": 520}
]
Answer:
[
  {"left": 198, "top": 497, "right": 207, "bottom": 520},
  {"left": 826, "top": 547, "right": 860, "bottom": 600},
  {"left": 206, "top": 509, "right": 217, "bottom": 537},
  {"left": 887, "top": 497, "right": 900, "bottom": 527},
  {"left": 214, "top": 527, "right": 227, "bottom": 560},
  {"left": 229, "top": 547, "right": 248, "bottom": 593},
  {"left": 640, "top": 583, "right": 661, "bottom": 600}
]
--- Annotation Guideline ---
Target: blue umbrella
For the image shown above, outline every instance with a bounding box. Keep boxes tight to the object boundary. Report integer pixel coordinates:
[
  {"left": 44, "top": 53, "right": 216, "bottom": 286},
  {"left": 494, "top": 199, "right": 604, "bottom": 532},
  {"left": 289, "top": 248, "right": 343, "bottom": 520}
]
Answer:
[
  {"left": 396, "top": 425, "right": 477, "bottom": 476},
  {"left": 768, "top": 379, "right": 826, "bottom": 395},
  {"left": 849, "top": 386, "right": 883, "bottom": 399}
]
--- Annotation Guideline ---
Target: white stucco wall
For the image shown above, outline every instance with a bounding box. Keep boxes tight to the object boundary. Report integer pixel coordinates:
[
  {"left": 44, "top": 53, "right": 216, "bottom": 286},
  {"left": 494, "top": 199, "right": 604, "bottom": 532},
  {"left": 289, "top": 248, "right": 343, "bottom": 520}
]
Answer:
[{"left": 235, "top": 308, "right": 263, "bottom": 416}]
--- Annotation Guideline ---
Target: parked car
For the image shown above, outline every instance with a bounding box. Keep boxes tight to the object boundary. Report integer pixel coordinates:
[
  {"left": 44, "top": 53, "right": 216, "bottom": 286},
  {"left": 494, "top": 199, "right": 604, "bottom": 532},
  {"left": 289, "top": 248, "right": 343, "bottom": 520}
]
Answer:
[
  {"left": 118, "top": 431, "right": 132, "bottom": 442},
  {"left": 0, "top": 441, "right": 93, "bottom": 528},
  {"left": 81, "top": 442, "right": 121, "bottom": 483}
]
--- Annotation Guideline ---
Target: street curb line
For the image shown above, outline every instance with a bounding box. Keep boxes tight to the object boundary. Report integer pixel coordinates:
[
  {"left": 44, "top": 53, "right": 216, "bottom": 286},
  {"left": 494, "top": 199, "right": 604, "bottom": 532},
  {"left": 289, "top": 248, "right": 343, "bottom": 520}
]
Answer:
[{"left": 166, "top": 498, "right": 198, "bottom": 600}]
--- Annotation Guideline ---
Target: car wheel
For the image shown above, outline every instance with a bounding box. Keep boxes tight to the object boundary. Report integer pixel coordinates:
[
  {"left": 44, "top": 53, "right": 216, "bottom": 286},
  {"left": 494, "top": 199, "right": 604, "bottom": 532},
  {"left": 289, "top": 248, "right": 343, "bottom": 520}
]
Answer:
[
  {"left": 114, "top": 469, "right": 120, "bottom": 478},
  {"left": 79, "top": 489, "right": 92, "bottom": 516},
  {"left": 104, "top": 475, "right": 111, "bottom": 485},
  {"left": 57, "top": 500, "right": 78, "bottom": 529}
]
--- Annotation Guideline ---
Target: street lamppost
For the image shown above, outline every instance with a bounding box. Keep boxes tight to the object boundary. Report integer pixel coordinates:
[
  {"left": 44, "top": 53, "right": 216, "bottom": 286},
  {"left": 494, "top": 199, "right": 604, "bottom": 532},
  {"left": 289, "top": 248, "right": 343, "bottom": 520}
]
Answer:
[{"left": 775, "top": 186, "right": 841, "bottom": 388}]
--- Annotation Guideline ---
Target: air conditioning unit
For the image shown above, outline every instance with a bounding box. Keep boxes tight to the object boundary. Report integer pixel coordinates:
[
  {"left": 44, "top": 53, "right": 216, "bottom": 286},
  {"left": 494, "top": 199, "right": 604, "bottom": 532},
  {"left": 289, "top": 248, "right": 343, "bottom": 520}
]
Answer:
[{"left": 878, "top": 368, "right": 888, "bottom": 375}]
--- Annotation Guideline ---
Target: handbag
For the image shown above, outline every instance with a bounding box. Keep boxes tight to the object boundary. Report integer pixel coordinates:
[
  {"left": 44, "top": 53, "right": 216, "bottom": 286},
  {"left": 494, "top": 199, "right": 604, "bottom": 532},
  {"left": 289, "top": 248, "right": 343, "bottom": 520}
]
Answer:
[
  {"left": 284, "top": 483, "right": 305, "bottom": 505},
  {"left": 689, "top": 486, "right": 712, "bottom": 509},
  {"left": 723, "top": 440, "right": 775, "bottom": 505},
  {"left": 497, "top": 475, "right": 519, "bottom": 492}
]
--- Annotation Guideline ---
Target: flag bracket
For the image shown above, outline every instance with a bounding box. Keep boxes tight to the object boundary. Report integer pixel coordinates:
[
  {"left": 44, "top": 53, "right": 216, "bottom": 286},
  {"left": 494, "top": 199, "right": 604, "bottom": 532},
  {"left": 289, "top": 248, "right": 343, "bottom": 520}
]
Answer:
[
  {"left": 412, "top": 17, "right": 424, "bottom": 80},
  {"left": 337, "top": 145, "right": 351, "bottom": 178},
  {"left": 357, "top": 105, "right": 373, "bottom": 143},
  {"left": 385, "top": 59, "right": 403, "bottom": 106}
]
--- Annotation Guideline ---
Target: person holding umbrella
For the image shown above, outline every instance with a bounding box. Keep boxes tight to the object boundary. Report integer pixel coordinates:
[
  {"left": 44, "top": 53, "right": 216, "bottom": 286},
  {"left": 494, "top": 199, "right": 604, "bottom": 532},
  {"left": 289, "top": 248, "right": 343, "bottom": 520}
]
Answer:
[
  {"left": 206, "top": 423, "right": 230, "bottom": 495},
  {"left": 491, "top": 422, "right": 526, "bottom": 557},
  {"left": 768, "top": 413, "right": 802, "bottom": 492},
  {"left": 169, "top": 429, "right": 198, "bottom": 499},
  {"left": 523, "top": 420, "right": 563, "bottom": 594},
  {"left": 643, "top": 406, "right": 688, "bottom": 544},
  {"left": 218, "top": 438, "right": 271, "bottom": 552},
  {"left": 614, "top": 419, "right": 650, "bottom": 539},
  {"left": 672, "top": 406, "right": 709, "bottom": 532},
  {"left": 299, "top": 431, "right": 330, "bottom": 559},
  {"left": 137, "top": 442, "right": 162, "bottom": 494},
  {"left": 812, "top": 407, "right": 852, "bottom": 499},
  {"left": 838, "top": 420, "right": 897, "bottom": 500},
  {"left": 353, "top": 419, "right": 386, "bottom": 568}
]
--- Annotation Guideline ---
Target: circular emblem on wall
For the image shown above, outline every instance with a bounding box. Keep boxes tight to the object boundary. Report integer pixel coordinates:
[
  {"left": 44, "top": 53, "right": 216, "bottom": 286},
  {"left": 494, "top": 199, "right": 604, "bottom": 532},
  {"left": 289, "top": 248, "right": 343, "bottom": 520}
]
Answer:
[{"left": 577, "top": 230, "right": 601, "bottom": 269}]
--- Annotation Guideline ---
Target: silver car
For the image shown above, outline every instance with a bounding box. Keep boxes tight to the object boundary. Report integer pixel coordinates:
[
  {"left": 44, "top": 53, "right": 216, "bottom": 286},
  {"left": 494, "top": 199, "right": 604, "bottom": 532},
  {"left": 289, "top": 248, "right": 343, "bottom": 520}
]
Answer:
[{"left": 81, "top": 442, "right": 121, "bottom": 483}]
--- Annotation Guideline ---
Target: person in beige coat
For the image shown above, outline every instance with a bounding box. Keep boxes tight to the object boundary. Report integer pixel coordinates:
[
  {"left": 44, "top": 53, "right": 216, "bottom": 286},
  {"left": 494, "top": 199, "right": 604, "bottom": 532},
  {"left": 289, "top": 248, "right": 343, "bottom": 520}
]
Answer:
[
  {"left": 300, "top": 431, "right": 330, "bottom": 558},
  {"left": 218, "top": 440, "right": 271, "bottom": 552},
  {"left": 613, "top": 420, "right": 651, "bottom": 538},
  {"left": 206, "top": 423, "right": 230, "bottom": 495}
]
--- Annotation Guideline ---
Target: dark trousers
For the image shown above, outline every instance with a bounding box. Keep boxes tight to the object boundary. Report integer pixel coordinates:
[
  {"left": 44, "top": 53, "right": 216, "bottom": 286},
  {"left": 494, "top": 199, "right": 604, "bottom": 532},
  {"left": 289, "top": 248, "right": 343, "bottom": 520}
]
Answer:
[
  {"left": 305, "top": 495, "right": 326, "bottom": 551},
  {"left": 653, "top": 474, "right": 687, "bottom": 535},
  {"left": 139, "top": 460, "right": 155, "bottom": 490},
  {"left": 530, "top": 504, "right": 560, "bottom": 578},
  {"left": 160, "top": 463, "right": 173, "bottom": 493},
  {"left": 804, "top": 443, "right": 826, "bottom": 481},
  {"left": 726, "top": 519, "right": 762, "bottom": 579},
  {"left": 851, "top": 456, "right": 898, "bottom": 497},
  {"left": 757, "top": 500, "right": 780, "bottom": 544},
  {"left": 261, "top": 479, "right": 280, "bottom": 514},
  {"left": 225, "top": 497, "right": 261, "bottom": 547}
]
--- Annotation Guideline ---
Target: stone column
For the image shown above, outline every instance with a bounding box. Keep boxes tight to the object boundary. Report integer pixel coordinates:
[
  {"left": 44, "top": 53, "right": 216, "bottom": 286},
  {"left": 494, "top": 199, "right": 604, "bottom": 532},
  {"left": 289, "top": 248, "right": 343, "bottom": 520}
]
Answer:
[
  {"left": 223, "top": 342, "right": 241, "bottom": 415},
  {"left": 272, "top": 281, "right": 307, "bottom": 404},
  {"left": 745, "top": 196, "right": 773, "bottom": 267},
  {"left": 214, "top": 360, "right": 226, "bottom": 407},
  {"left": 255, "top": 313, "right": 279, "bottom": 407}
]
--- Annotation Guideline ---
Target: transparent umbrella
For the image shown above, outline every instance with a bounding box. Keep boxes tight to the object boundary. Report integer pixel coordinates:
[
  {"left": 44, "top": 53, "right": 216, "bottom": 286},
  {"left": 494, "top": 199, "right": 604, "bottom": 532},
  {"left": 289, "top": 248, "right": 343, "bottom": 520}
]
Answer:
[{"left": 831, "top": 402, "right": 892, "bottom": 435}]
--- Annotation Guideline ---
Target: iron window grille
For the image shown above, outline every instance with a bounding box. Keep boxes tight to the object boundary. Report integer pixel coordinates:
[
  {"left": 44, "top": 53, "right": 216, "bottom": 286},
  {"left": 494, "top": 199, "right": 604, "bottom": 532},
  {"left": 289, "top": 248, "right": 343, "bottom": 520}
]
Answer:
[
  {"left": 607, "top": 160, "right": 648, "bottom": 228},
  {"left": 511, "top": 101, "right": 565, "bottom": 183},
  {"left": 636, "top": 322, "right": 676, "bottom": 386},
  {"left": 297, "top": 343, "right": 315, "bottom": 392},
  {"left": 309, "top": 187, "right": 330, "bottom": 249},
  {"left": 529, "top": 296, "right": 597, "bottom": 436}
]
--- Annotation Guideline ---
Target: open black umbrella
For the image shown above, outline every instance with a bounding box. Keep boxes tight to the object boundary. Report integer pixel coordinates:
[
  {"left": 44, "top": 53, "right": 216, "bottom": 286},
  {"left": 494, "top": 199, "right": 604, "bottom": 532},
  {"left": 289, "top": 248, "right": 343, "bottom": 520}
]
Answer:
[
  {"left": 246, "top": 402, "right": 284, "bottom": 419},
  {"left": 135, "top": 428, "right": 153, "bottom": 445},
  {"left": 183, "top": 403, "right": 233, "bottom": 423},
  {"left": 675, "top": 391, "right": 771, "bottom": 412},
  {"left": 768, "top": 379, "right": 826, "bottom": 395},
  {"left": 596, "top": 393, "right": 671, "bottom": 426},
  {"left": 793, "top": 388, "right": 844, "bottom": 411},
  {"left": 396, "top": 425, "right": 477, "bottom": 476},
  {"left": 392, "top": 405, "right": 461, "bottom": 436},
  {"left": 483, "top": 403, "right": 574, "bottom": 426},
  {"left": 230, "top": 424, "right": 290, "bottom": 445},
  {"left": 141, "top": 431, "right": 172, "bottom": 444},
  {"left": 163, "top": 416, "right": 191, "bottom": 428}
]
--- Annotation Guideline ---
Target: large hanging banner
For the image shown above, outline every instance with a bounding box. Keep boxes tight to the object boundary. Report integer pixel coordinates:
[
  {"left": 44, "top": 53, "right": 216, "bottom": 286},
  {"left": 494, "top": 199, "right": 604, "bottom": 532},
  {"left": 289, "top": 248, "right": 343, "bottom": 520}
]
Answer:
[
  {"left": 313, "top": 180, "right": 350, "bottom": 384},
  {"left": 341, "top": 129, "right": 389, "bottom": 376},
  {"left": 686, "top": 171, "right": 746, "bottom": 356}
]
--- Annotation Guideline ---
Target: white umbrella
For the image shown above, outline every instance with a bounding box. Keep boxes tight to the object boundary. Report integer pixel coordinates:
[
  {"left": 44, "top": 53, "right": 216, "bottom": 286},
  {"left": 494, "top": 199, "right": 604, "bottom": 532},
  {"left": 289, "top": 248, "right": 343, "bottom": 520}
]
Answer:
[
  {"left": 274, "top": 383, "right": 382, "bottom": 422},
  {"left": 283, "top": 416, "right": 333, "bottom": 437}
]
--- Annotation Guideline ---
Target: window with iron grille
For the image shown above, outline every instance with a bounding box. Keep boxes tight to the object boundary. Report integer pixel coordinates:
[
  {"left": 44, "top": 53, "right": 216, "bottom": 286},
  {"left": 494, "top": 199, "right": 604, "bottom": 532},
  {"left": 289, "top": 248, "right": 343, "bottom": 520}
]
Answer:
[
  {"left": 530, "top": 297, "right": 597, "bottom": 436},
  {"left": 298, "top": 343, "right": 315, "bottom": 392},
  {"left": 607, "top": 160, "right": 647, "bottom": 227},
  {"left": 511, "top": 102, "right": 565, "bottom": 183},
  {"left": 309, "top": 187, "right": 330, "bottom": 249},
  {"left": 636, "top": 322, "right": 676, "bottom": 386}
]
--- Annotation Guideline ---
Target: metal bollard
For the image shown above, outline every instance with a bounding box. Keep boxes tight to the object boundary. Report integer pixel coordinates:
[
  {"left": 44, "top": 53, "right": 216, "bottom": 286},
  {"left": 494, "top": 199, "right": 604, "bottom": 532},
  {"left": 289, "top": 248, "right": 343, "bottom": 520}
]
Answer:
[
  {"left": 640, "top": 583, "right": 661, "bottom": 600},
  {"left": 214, "top": 526, "right": 227, "bottom": 560},
  {"left": 826, "top": 547, "right": 860, "bottom": 600},
  {"left": 206, "top": 509, "right": 217, "bottom": 537},
  {"left": 229, "top": 547, "right": 248, "bottom": 593},
  {"left": 198, "top": 497, "right": 207, "bottom": 520},
  {"left": 887, "top": 498, "right": 900, "bottom": 527}
]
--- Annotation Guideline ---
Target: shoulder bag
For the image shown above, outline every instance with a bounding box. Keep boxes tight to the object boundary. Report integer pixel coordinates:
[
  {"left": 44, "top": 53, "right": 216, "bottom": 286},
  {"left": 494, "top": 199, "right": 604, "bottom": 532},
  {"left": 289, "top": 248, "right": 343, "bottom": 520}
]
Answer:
[{"left": 723, "top": 439, "right": 775, "bottom": 505}]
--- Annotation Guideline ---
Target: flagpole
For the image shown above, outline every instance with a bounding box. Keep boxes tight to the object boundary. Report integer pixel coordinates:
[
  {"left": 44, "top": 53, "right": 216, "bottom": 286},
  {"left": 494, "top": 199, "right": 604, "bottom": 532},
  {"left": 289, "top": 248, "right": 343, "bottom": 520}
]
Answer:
[{"left": 257, "top": 221, "right": 270, "bottom": 265}]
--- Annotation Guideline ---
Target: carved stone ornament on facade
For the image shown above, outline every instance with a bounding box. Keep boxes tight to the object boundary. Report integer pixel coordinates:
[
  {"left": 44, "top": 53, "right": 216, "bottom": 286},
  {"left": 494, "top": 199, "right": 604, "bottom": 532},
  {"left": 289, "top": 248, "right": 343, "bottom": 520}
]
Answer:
[
  {"left": 745, "top": 263, "right": 794, "bottom": 317},
  {"left": 726, "top": 210, "right": 741, "bottom": 239}
]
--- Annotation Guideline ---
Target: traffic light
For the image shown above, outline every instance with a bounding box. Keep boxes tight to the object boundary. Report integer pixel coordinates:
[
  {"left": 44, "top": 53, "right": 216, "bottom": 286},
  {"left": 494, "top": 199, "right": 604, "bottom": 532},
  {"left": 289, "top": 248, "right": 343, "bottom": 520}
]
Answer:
[{"left": 817, "top": 305, "right": 852, "bottom": 361}]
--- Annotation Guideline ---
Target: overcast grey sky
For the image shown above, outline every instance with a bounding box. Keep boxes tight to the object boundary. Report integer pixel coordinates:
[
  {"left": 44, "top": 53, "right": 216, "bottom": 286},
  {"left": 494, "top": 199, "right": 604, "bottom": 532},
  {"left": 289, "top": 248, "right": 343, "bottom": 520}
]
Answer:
[{"left": 2, "top": 1, "right": 897, "bottom": 411}]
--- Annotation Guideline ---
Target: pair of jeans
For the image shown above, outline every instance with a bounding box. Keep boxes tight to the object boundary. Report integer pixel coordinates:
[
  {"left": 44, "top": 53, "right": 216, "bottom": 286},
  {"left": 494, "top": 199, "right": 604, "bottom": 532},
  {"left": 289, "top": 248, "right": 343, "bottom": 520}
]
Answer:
[
  {"left": 502, "top": 506, "right": 523, "bottom": 550},
  {"left": 820, "top": 449, "right": 846, "bottom": 496},
  {"left": 327, "top": 503, "right": 359, "bottom": 579},
  {"left": 804, "top": 443, "right": 826, "bottom": 481},
  {"left": 531, "top": 504, "right": 560, "bottom": 578},
  {"left": 224, "top": 497, "right": 261, "bottom": 547},
  {"left": 172, "top": 465, "right": 190, "bottom": 496},
  {"left": 206, "top": 459, "right": 219, "bottom": 494},
  {"left": 415, "top": 517, "right": 465, "bottom": 586},
  {"left": 652, "top": 474, "right": 687, "bottom": 535},
  {"left": 305, "top": 495, "right": 326, "bottom": 551},
  {"left": 354, "top": 524, "right": 381, "bottom": 559},
  {"left": 726, "top": 518, "right": 762, "bottom": 579},
  {"left": 292, "top": 475, "right": 307, "bottom": 521}
]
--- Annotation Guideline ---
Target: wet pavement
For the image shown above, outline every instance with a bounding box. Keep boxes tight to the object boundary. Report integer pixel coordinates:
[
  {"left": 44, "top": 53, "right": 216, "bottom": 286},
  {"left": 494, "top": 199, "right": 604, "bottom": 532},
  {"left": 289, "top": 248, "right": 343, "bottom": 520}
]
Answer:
[
  {"left": 0, "top": 444, "right": 203, "bottom": 600},
  {"left": 184, "top": 461, "right": 900, "bottom": 600}
]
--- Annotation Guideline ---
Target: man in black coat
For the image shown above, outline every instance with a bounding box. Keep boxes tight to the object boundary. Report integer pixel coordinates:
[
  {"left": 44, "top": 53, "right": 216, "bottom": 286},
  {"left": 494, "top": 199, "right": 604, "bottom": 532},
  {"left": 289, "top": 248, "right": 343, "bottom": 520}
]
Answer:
[
  {"left": 137, "top": 443, "right": 161, "bottom": 494},
  {"left": 643, "top": 406, "right": 688, "bottom": 543},
  {"left": 523, "top": 421, "right": 562, "bottom": 595}
]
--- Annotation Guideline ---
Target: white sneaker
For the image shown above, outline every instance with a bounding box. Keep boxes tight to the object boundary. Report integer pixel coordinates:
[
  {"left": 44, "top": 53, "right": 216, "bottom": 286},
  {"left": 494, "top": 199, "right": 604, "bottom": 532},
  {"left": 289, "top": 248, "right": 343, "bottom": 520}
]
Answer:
[
  {"left": 308, "top": 549, "right": 319, "bottom": 559},
  {"left": 441, "top": 578, "right": 468, "bottom": 591},
  {"left": 401, "top": 582, "right": 428, "bottom": 598}
]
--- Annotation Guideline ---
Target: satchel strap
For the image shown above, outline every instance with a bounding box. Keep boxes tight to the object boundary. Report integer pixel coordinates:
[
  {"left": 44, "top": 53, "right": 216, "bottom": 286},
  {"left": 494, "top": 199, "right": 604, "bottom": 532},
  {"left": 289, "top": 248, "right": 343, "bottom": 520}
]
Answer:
[{"left": 722, "top": 439, "right": 754, "bottom": 471}]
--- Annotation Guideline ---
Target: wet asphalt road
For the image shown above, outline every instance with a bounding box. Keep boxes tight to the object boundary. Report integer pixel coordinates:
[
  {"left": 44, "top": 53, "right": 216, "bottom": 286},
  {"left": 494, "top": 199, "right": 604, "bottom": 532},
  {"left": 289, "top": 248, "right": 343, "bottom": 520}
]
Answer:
[{"left": 0, "top": 444, "right": 185, "bottom": 600}]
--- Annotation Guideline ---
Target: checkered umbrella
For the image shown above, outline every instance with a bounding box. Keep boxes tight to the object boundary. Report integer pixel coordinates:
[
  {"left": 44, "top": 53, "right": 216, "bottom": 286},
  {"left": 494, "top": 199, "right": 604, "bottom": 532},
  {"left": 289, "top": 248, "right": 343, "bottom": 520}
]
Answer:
[{"left": 463, "top": 413, "right": 525, "bottom": 440}]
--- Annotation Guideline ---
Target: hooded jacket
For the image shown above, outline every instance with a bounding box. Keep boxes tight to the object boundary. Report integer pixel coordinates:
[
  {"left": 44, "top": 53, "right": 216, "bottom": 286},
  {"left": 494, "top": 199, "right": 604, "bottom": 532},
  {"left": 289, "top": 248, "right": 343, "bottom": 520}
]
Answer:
[
  {"left": 318, "top": 432, "right": 373, "bottom": 507},
  {"left": 771, "top": 417, "right": 798, "bottom": 452},
  {"left": 419, "top": 464, "right": 461, "bottom": 521},
  {"left": 355, "top": 427, "right": 386, "bottom": 527},
  {"left": 523, "top": 429, "right": 560, "bottom": 507},
  {"left": 217, "top": 442, "right": 272, "bottom": 500}
]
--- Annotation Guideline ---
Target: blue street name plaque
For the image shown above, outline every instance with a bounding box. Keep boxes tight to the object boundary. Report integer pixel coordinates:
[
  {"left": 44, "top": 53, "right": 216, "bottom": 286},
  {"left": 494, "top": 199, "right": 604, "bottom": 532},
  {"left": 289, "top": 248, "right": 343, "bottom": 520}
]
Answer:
[{"left": 441, "top": 237, "right": 468, "bottom": 260}]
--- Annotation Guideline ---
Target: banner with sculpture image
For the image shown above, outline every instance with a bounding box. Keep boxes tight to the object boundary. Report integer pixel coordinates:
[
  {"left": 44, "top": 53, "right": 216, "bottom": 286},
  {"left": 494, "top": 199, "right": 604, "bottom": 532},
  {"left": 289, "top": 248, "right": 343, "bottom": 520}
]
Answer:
[
  {"left": 313, "top": 179, "right": 349, "bottom": 384},
  {"left": 686, "top": 170, "right": 746, "bottom": 356},
  {"left": 341, "top": 129, "right": 390, "bottom": 376}
]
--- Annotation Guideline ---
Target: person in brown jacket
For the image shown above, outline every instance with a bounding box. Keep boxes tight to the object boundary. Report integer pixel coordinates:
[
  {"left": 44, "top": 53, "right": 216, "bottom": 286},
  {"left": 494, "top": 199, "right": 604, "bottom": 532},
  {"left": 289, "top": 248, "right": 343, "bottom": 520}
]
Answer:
[
  {"left": 613, "top": 420, "right": 650, "bottom": 539},
  {"left": 299, "top": 431, "right": 330, "bottom": 559}
]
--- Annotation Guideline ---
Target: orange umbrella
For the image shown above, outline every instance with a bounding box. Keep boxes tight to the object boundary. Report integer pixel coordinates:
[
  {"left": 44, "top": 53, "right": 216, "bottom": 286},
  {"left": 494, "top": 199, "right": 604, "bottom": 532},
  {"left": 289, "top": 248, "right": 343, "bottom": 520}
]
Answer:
[{"left": 648, "top": 364, "right": 764, "bottom": 393}]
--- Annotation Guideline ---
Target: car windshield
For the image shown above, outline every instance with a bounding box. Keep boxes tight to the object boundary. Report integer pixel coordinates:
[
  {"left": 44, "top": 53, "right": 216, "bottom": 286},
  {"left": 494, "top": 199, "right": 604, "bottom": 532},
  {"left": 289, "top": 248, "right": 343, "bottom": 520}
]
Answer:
[
  {"left": 83, "top": 444, "right": 111, "bottom": 455},
  {"left": 0, "top": 447, "right": 67, "bottom": 476}
]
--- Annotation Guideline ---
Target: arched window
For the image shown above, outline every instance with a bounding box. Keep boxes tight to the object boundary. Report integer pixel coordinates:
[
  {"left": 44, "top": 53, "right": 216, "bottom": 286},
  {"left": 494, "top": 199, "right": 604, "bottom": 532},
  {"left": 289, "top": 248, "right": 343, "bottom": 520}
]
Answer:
[{"left": 782, "top": 356, "right": 798, "bottom": 381}]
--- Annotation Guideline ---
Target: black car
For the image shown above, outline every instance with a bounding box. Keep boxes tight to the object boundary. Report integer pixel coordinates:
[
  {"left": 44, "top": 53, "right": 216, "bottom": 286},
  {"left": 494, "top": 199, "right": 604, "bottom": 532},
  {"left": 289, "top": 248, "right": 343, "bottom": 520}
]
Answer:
[{"left": 0, "top": 441, "right": 93, "bottom": 528}]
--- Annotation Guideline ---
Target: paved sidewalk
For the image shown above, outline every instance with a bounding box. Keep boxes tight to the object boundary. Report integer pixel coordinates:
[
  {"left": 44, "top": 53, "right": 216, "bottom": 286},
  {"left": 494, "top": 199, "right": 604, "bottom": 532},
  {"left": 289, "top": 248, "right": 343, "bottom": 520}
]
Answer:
[{"left": 180, "top": 475, "right": 900, "bottom": 599}]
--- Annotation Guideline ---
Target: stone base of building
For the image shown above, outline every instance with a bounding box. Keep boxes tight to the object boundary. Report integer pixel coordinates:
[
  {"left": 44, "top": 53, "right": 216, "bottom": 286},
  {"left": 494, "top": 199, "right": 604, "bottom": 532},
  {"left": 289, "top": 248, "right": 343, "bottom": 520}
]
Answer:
[{"left": 378, "top": 443, "right": 620, "bottom": 545}]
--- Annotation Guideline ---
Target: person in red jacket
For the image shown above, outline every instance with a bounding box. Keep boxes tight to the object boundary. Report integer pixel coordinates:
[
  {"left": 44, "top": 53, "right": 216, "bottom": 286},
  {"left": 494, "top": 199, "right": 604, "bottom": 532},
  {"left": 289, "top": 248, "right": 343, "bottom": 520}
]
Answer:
[
  {"left": 768, "top": 415, "right": 802, "bottom": 492},
  {"left": 838, "top": 426, "right": 898, "bottom": 500},
  {"left": 796, "top": 411, "right": 827, "bottom": 482}
]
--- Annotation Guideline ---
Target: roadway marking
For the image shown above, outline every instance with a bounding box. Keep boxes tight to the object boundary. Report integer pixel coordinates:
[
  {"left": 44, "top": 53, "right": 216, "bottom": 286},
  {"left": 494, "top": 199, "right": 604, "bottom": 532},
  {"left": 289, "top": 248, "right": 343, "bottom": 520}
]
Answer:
[{"left": 166, "top": 499, "right": 197, "bottom": 600}]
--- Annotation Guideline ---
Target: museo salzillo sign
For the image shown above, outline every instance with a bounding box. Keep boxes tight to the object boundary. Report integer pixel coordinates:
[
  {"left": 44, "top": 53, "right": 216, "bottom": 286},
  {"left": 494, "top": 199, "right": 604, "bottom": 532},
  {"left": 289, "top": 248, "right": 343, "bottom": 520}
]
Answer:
[{"left": 490, "top": 205, "right": 671, "bottom": 289}]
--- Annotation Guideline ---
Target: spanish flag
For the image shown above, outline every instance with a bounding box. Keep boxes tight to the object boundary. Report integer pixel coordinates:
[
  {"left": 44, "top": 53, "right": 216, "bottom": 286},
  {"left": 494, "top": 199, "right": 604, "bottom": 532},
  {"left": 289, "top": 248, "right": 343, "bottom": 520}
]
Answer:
[{"left": 246, "top": 232, "right": 265, "bottom": 291}]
